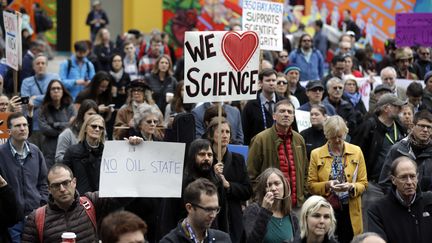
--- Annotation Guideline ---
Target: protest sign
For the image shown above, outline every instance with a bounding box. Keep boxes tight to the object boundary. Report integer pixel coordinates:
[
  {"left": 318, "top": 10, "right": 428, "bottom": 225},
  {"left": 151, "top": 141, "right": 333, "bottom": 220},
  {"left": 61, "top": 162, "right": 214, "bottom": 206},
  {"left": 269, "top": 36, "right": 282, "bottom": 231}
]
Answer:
[
  {"left": 99, "top": 141, "right": 185, "bottom": 198},
  {"left": 396, "top": 13, "right": 432, "bottom": 47},
  {"left": 3, "top": 11, "right": 21, "bottom": 71},
  {"left": 295, "top": 109, "right": 311, "bottom": 132},
  {"left": 0, "top": 113, "right": 10, "bottom": 144},
  {"left": 183, "top": 31, "right": 260, "bottom": 103},
  {"left": 242, "top": 0, "right": 283, "bottom": 51}
]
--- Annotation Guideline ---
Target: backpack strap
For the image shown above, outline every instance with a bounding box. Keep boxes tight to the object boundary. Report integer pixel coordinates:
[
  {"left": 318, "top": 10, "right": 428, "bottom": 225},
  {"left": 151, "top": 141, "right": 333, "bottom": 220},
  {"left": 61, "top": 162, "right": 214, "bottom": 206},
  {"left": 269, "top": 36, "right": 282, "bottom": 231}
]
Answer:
[
  {"left": 67, "top": 59, "right": 72, "bottom": 78},
  {"left": 35, "top": 205, "right": 47, "bottom": 243},
  {"left": 79, "top": 196, "right": 97, "bottom": 231}
]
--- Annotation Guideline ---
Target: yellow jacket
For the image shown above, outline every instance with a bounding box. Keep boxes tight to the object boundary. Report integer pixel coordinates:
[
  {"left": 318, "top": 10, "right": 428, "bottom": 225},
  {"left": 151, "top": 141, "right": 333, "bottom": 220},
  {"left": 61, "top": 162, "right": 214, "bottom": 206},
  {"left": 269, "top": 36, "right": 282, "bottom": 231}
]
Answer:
[{"left": 307, "top": 142, "right": 368, "bottom": 235}]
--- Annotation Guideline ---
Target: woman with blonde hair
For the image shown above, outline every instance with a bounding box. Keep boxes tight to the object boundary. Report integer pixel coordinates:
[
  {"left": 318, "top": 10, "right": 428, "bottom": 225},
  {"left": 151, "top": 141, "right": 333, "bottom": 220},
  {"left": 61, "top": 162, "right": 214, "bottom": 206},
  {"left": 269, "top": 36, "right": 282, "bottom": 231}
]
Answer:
[
  {"left": 243, "top": 167, "right": 300, "bottom": 243},
  {"left": 63, "top": 114, "right": 106, "bottom": 193},
  {"left": 296, "top": 195, "right": 337, "bottom": 243},
  {"left": 308, "top": 115, "right": 367, "bottom": 243}
]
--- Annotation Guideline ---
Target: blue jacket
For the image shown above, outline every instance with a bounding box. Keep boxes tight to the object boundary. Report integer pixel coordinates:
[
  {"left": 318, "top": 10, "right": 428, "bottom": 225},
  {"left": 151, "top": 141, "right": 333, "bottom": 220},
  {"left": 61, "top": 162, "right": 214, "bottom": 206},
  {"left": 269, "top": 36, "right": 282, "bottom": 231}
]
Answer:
[
  {"left": 59, "top": 55, "right": 95, "bottom": 99},
  {"left": 288, "top": 48, "right": 324, "bottom": 81},
  {"left": 0, "top": 140, "right": 48, "bottom": 215},
  {"left": 20, "top": 73, "right": 61, "bottom": 131}
]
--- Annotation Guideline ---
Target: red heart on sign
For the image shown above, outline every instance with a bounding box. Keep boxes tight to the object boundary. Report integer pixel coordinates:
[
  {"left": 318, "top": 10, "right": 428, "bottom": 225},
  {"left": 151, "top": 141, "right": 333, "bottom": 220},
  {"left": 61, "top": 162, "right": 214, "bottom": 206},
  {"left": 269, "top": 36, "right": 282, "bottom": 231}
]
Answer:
[{"left": 221, "top": 31, "right": 259, "bottom": 72}]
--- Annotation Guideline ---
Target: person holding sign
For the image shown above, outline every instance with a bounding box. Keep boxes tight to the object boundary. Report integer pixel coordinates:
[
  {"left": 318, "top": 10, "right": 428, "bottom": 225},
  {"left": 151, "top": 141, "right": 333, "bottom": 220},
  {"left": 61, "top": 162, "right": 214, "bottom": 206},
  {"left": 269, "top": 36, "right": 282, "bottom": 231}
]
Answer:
[
  {"left": 206, "top": 117, "right": 252, "bottom": 243},
  {"left": 243, "top": 168, "right": 300, "bottom": 243},
  {"left": 62, "top": 114, "right": 106, "bottom": 194}
]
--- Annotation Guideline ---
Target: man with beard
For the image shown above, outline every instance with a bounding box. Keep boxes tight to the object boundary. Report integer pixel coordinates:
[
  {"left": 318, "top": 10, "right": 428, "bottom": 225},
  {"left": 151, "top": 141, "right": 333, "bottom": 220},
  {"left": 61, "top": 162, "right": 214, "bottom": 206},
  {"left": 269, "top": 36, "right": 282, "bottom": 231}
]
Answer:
[
  {"left": 379, "top": 110, "right": 432, "bottom": 192},
  {"left": 248, "top": 99, "right": 308, "bottom": 209},
  {"left": 59, "top": 40, "right": 96, "bottom": 99},
  {"left": 160, "top": 178, "right": 231, "bottom": 243},
  {"left": 369, "top": 156, "right": 432, "bottom": 243},
  {"left": 414, "top": 46, "right": 432, "bottom": 80}
]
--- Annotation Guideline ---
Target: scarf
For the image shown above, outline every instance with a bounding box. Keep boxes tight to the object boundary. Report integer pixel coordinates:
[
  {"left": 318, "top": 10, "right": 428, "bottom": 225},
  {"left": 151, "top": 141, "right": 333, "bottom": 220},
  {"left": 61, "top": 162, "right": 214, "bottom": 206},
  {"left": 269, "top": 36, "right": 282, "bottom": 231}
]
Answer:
[
  {"left": 110, "top": 69, "right": 124, "bottom": 82},
  {"left": 344, "top": 91, "right": 361, "bottom": 107},
  {"left": 408, "top": 132, "right": 432, "bottom": 149}
]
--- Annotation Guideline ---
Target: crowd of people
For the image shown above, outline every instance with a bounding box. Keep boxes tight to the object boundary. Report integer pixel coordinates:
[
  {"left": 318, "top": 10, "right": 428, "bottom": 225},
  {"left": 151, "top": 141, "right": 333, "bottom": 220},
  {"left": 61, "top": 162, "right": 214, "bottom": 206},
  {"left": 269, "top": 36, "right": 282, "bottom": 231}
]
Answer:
[{"left": 0, "top": 2, "right": 432, "bottom": 243}]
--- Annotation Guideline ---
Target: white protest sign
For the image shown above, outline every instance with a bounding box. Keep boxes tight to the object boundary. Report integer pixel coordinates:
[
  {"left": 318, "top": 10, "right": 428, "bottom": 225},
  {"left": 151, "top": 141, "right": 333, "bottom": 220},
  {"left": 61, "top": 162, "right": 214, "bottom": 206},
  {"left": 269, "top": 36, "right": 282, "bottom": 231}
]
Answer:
[
  {"left": 3, "top": 11, "right": 22, "bottom": 71},
  {"left": 184, "top": 31, "right": 260, "bottom": 103},
  {"left": 242, "top": 0, "right": 283, "bottom": 51},
  {"left": 99, "top": 141, "right": 185, "bottom": 198},
  {"left": 295, "top": 109, "right": 311, "bottom": 132}
]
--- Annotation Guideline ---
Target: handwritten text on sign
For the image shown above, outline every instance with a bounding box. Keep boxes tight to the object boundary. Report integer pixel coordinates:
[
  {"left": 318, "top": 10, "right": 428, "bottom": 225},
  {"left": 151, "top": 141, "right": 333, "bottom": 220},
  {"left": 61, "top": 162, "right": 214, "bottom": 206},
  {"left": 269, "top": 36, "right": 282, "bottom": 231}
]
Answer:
[
  {"left": 242, "top": 0, "right": 283, "bottom": 51},
  {"left": 99, "top": 141, "right": 185, "bottom": 198},
  {"left": 183, "top": 31, "right": 260, "bottom": 103},
  {"left": 3, "top": 11, "right": 21, "bottom": 71},
  {"left": 396, "top": 13, "right": 432, "bottom": 47}
]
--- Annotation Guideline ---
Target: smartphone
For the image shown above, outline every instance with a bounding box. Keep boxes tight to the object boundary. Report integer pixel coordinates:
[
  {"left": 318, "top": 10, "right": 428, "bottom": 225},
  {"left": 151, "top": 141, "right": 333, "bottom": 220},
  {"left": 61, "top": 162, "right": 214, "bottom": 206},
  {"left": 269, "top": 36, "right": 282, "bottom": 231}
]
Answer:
[{"left": 20, "top": 96, "right": 29, "bottom": 104}]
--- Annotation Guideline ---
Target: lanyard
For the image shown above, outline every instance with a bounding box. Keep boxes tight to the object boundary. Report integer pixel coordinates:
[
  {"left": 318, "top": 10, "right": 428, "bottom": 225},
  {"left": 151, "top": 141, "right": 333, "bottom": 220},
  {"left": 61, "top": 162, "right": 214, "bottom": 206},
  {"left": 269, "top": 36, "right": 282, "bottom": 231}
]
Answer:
[
  {"left": 385, "top": 122, "right": 398, "bottom": 145},
  {"left": 261, "top": 103, "right": 274, "bottom": 129},
  {"left": 184, "top": 220, "right": 212, "bottom": 243}
]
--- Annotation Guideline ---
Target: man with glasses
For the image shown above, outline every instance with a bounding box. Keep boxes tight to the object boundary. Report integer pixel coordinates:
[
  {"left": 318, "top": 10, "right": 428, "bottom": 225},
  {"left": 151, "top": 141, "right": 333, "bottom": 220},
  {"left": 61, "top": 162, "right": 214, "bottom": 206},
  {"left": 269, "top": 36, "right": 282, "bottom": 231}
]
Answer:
[
  {"left": 369, "top": 66, "right": 407, "bottom": 111},
  {"left": 322, "top": 55, "right": 346, "bottom": 89},
  {"left": 323, "top": 77, "right": 359, "bottom": 132},
  {"left": 0, "top": 112, "right": 48, "bottom": 243},
  {"left": 379, "top": 110, "right": 432, "bottom": 192},
  {"left": 22, "top": 163, "right": 128, "bottom": 242},
  {"left": 414, "top": 46, "right": 432, "bottom": 80},
  {"left": 288, "top": 33, "right": 325, "bottom": 81},
  {"left": 298, "top": 80, "right": 336, "bottom": 115},
  {"left": 369, "top": 156, "right": 432, "bottom": 243},
  {"left": 160, "top": 178, "right": 231, "bottom": 242}
]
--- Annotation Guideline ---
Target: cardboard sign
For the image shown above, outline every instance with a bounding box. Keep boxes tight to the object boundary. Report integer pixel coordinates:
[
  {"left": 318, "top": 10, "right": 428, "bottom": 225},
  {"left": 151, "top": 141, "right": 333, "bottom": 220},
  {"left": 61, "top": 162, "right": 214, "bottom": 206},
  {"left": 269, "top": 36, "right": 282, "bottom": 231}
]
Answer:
[
  {"left": 99, "top": 141, "right": 186, "bottom": 198},
  {"left": 396, "top": 13, "right": 432, "bottom": 47},
  {"left": 0, "top": 113, "right": 10, "bottom": 144},
  {"left": 3, "top": 11, "right": 21, "bottom": 71},
  {"left": 183, "top": 31, "right": 260, "bottom": 103},
  {"left": 242, "top": 0, "right": 283, "bottom": 51},
  {"left": 295, "top": 109, "right": 311, "bottom": 132}
]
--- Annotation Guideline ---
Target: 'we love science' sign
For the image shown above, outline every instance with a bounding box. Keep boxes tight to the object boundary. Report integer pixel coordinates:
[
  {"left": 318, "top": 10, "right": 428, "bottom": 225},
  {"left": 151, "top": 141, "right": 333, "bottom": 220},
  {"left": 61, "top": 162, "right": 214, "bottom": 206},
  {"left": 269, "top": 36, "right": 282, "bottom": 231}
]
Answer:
[{"left": 183, "top": 31, "right": 260, "bottom": 103}]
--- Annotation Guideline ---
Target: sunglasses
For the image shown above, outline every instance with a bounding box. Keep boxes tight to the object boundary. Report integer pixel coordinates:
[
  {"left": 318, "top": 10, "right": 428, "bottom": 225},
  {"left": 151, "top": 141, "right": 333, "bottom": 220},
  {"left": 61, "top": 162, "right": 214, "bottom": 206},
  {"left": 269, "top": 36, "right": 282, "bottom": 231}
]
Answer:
[
  {"left": 277, "top": 81, "right": 288, "bottom": 85},
  {"left": 333, "top": 86, "right": 343, "bottom": 90},
  {"left": 89, "top": 124, "right": 104, "bottom": 130},
  {"left": 145, "top": 119, "right": 159, "bottom": 125}
]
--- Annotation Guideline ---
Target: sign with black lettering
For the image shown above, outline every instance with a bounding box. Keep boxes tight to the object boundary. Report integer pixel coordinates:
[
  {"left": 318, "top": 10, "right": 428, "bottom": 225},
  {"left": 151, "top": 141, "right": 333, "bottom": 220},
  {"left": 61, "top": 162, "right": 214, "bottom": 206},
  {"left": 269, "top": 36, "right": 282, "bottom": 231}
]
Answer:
[
  {"left": 242, "top": 0, "right": 283, "bottom": 51},
  {"left": 99, "top": 141, "right": 185, "bottom": 197},
  {"left": 183, "top": 31, "right": 260, "bottom": 103},
  {"left": 3, "top": 11, "right": 21, "bottom": 71}
]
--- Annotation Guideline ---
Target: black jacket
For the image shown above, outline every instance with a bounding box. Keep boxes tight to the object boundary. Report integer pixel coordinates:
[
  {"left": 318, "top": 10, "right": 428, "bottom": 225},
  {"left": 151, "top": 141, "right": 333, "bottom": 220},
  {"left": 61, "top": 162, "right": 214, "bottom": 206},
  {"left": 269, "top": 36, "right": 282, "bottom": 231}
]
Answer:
[
  {"left": 0, "top": 185, "right": 22, "bottom": 243},
  {"left": 160, "top": 221, "right": 232, "bottom": 243},
  {"left": 323, "top": 97, "right": 359, "bottom": 134},
  {"left": 242, "top": 91, "right": 285, "bottom": 145},
  {"left": 351, "top": 115, "right": 406, "bottom": 182},
  {"left": 213, "top": 151, "right": 252, "bottom": 243},
  {"left": 63, "top": 141, "right": 104, "bottom": 193},
  {"left": 300, "top": 125, "right": 326, "bottom": 160},
  {"left": 368, "top": 189, "right": 432, "bottom": 243},
  {"left": 379, "top": 137, "right": 432, "bottom": 192}
]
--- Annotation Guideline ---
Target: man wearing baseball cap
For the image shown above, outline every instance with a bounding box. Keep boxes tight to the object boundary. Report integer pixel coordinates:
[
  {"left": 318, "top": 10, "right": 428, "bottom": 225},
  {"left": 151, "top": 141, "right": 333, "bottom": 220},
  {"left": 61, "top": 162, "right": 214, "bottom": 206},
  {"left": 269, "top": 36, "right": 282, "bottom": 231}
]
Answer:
[
  {"left": 298, "top": 80, "right": 336, "bottom": 115},
  {"left": 351, "top": 93, "right": 407, "bottom": 230},
  {"left": 284, "top": 64, "right": 307, "bottom": 105}
]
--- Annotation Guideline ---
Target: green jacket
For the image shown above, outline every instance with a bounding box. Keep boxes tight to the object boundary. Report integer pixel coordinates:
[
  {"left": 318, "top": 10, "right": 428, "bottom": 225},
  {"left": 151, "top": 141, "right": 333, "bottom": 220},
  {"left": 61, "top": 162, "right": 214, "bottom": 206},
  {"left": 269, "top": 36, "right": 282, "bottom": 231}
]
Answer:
[{"left": 247, "top": 125, "right": 309, "bottom": 206}]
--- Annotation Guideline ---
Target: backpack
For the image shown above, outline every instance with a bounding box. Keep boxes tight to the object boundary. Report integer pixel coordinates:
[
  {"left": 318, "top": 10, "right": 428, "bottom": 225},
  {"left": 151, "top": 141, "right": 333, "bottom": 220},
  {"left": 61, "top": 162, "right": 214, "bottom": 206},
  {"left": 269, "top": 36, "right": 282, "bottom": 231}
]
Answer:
[{"left": 35, "top": 196, "right": 97, "bottom": 243}]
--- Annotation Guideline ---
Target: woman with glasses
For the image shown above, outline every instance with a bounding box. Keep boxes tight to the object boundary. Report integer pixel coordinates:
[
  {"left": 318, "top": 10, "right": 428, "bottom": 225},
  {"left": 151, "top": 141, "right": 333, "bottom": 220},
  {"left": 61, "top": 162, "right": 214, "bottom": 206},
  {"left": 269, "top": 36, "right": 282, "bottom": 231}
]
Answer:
[
  {"left": 296, "top": 195, "right": 337, "bottom": 243},
  {"left": 308, "top": 115, "right": 367, "bottom": 243},
  {"left": 63, "top": 114, "right": 105, "bottom": 193},
  {"left": 275, "top": 49, "right": 290, "bottom": 73},
  {"left": 130, "top": 106, "right": 164, "bottom": 141},
  {"left": 205, "top": 117, "right": 252, "bottom": 243},
  {"left": 243, "top": 167, "right": 300, "bottom": 243},
  {"left": 276, "top": 72, "right": 300, "bottom": 109},
  {"left": 55, "top": 99, "right": 99, "bottom": 163},
  {"left": 39, "top": 79, "right": 76, "bottom": 169},
  {"left": 113, "top": 80, "right": 159, "bottom": 140},
  {"left": 342, "top": 75, "right": 367, "bottom": 118}
]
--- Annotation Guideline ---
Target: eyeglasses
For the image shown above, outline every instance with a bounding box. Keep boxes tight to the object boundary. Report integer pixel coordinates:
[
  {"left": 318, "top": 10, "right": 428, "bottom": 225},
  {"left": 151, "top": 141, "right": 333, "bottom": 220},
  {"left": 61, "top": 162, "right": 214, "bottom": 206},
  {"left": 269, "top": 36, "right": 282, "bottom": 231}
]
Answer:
[
  {"left": 302, "top": 39, "right": 312, "bottom": 42},
  {"left": 132, "top": 88, "right": 144, "bottom": 92},
  {"left": 332, "top": 86, "right": 343, "bottom": 90},
  {"left": 394, "top": 174, "right": 418, "bottom": 182},
  {"left": 190, "top": 203, "right": 221, "bottom": 214},
  {"left": 309, "top": 88, "right": 324, "bottom": 92},
  {"left": 51, "top": 87, "right": 62, "bottom": 91},
  {"left": 277, "top": 81, "right": 288, "bottom": 85},
  {"left": 145, "top": 119, "right": 159, "bottom": 125},
  {"left": 420, "top": 52, "right": 430, "bottom": 56},
  {"left": 49, "top": 179, "right": 72, "bottom": 190},
  {"left": 416, "top": 123, "right": 432, "bottom": 131},
  {"left": 89, "top": 124, "right": 104, "bottom": 130}
]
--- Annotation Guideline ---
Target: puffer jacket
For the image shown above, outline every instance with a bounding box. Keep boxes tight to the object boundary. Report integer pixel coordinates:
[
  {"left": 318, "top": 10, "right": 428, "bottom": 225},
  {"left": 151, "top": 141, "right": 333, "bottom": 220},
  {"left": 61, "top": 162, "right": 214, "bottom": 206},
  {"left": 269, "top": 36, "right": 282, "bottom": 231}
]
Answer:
[{"left": 21, "top": 191, "right": 127, "bottom": 243}]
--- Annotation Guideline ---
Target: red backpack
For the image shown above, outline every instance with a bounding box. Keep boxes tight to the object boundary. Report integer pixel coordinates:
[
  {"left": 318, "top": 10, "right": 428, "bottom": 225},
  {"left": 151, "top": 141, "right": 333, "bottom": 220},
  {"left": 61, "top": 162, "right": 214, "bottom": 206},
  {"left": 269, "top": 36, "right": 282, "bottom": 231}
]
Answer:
[{"left": 34, "top": 196, "right": 97, "bottom": 243}]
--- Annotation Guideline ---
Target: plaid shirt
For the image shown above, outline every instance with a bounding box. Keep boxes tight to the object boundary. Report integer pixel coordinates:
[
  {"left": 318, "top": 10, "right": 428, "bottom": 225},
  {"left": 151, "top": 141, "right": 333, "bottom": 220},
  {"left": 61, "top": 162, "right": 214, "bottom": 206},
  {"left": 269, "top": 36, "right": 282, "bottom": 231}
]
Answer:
[{"left": 9, "top": 140, "right": 30, "bottom": 165}]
